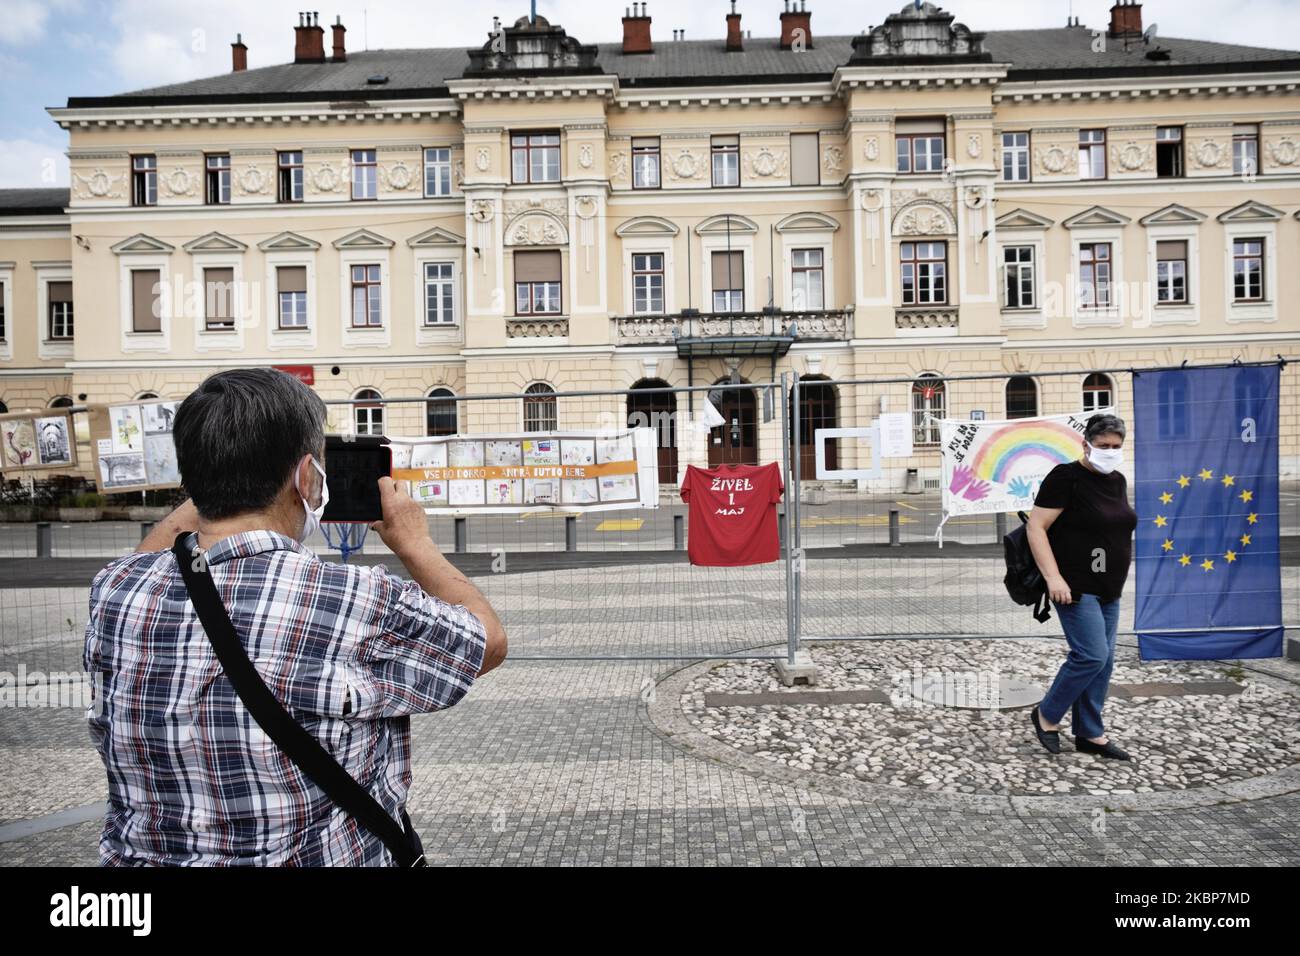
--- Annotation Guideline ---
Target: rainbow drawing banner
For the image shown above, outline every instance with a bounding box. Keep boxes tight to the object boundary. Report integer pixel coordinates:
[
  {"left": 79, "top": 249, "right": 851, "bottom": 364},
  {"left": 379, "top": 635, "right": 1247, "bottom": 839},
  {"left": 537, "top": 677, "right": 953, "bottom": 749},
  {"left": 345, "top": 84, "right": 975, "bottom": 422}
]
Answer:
[{"left": 938, "top": 410, "right": 1107, "bottom": 524}]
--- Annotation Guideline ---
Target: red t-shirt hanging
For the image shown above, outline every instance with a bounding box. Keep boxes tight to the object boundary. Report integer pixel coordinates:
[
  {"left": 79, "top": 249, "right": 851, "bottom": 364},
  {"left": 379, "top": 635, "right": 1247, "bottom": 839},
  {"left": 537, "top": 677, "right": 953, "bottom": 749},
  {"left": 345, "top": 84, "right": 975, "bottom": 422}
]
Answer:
[{"left": 679, "top": 462, "right": 784, "bottom": 567}]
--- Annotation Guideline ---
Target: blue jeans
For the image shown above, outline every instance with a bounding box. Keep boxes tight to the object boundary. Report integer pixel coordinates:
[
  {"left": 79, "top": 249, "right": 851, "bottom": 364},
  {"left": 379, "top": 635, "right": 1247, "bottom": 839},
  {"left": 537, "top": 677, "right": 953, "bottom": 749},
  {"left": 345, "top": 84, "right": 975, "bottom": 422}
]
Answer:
[{"left": 1039, "top": 594, "right": 1120, "bottom": 740}]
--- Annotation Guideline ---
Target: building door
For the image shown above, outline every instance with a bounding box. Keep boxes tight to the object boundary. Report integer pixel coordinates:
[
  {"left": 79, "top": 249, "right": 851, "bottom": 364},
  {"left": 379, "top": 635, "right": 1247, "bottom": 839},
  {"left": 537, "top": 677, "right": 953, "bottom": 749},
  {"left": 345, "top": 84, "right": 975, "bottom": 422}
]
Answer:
[
  {"left": 707, "top": 384, "right": 758, "bottom": 467},
  {"left": 627, "top": 379, "right": 678, "bottom": 486},
  {"left": 793, "top": 378, "right": 837, "bottom": 478}
]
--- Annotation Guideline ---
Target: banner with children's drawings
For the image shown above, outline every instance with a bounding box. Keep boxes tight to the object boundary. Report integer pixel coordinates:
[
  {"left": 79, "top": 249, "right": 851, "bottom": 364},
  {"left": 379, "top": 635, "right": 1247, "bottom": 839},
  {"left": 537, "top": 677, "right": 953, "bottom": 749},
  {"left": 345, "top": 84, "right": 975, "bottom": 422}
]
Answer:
[
  {"left": 937, "top": 409, "right": 1114, "bottom": 535},
  {"left": 388, "top": 428, "right": 659, "bottom": 514}
]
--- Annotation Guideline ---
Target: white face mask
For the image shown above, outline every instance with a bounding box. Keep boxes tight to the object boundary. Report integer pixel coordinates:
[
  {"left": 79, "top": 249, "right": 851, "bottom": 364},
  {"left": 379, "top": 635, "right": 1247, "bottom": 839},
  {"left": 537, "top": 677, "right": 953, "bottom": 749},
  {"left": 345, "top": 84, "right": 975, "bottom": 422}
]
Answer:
[
  {"left": 295, "top": 456, "right": 329, "bottom": 542},
  {"left": 1087, "top": 443, "right": 1124, "bottom": 475}
]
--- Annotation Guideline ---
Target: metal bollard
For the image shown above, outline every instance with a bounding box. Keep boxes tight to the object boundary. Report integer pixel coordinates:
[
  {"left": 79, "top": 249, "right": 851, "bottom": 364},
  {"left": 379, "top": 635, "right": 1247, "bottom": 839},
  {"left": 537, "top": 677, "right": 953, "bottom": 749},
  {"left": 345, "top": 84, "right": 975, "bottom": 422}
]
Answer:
[
  {"left": 888, "top": 509, "right": 901, "bottom": 547},
  {"left": 995, "top": 511, "right": 1007, "bottom": 542},
  {"left": 673, "top": 513, "right": 684, "bottom": 551},
  {"left": 140, "top": 521, "right": 155, "bottom": 542},
  {"left": 36, "top": 521, "right": 52, "bottom": 558},
  {"left": 453, "top": 517, "right": 467, "bottom": 554},
  {"left": 565, "top": 515, "right": 577, "bottom": 553}
]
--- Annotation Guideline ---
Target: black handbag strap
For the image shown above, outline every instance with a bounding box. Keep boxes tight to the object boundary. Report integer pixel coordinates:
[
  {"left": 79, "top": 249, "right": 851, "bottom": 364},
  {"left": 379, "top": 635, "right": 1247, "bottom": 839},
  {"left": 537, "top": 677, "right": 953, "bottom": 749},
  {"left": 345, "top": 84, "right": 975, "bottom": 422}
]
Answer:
[{"left": 171, "top": 533, "right": 425, "bottom": 867}]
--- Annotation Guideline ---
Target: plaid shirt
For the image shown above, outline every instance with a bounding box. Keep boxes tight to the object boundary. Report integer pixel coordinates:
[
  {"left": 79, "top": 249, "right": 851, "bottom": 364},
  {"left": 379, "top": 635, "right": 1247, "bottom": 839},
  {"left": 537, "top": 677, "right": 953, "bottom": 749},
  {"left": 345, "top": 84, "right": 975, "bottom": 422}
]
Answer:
[{"left": 84, "top": 530, "right": 486, "bottom": 867}]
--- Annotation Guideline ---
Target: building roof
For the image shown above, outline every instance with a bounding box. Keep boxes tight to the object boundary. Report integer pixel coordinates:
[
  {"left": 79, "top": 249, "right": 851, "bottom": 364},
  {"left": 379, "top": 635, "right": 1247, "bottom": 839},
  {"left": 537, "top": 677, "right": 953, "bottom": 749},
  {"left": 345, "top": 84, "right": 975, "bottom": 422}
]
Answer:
[
  {"left": 64, "top": 27, "right": 1300, "bottom": 108},
  {"left": 0, "top": 188, "right": 70, "bottom": 216}
]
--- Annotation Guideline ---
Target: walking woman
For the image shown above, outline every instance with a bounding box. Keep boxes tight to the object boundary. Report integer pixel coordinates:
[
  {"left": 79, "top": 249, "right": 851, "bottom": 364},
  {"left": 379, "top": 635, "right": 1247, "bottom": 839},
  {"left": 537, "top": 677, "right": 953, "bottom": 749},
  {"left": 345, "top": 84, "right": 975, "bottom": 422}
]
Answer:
[{"left": 1026, "top": 413, "right": 1138, "bottom": 760}]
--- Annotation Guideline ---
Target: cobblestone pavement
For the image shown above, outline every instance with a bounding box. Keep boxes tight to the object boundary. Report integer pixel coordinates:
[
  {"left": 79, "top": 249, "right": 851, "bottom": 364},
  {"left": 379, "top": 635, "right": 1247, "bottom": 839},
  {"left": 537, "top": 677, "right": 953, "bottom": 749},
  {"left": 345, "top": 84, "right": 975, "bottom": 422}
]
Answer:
[{"left": 2, "top": 557, "right": 1298, "bottom": 865}]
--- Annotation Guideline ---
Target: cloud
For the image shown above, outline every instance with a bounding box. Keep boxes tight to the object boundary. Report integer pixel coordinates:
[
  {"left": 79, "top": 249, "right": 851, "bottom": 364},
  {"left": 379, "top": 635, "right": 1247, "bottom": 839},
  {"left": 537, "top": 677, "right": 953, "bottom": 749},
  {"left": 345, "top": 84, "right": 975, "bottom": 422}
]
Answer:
[
  {"left": 0, "top": 0, "right": 81, "bottom": 46},
  {"left": 0, "top": 137, "right": 69, "bottom": 189}
]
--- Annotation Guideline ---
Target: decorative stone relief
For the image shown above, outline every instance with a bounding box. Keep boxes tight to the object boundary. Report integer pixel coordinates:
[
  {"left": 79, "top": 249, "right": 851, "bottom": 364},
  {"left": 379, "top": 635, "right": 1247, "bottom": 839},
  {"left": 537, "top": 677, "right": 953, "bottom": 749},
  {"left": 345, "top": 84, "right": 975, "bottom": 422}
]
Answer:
[
  {"left": 470, "top": 201, "right": 495, "bottom": 275},
  {"left": 667, "top": 148, "right": 704, "bottom": 180},
  {"left": 163, "top": 167, "right": 197, "bottom": 197},
  {"left": 72, "top": 168, "right": 126, "bottom": 199},
  {"left": 891, "top": 186, "right": 954, "bottom": 213},
  {"left": 504, "top": 197, "right": 567, "bottom": 219},
  {"left": 578, "top": 143, "right": 594, "bottom": 169},
  {"left": 379, "top": 161, "right": 414, "bottom": 191},
  {"left": 506, "top": 215, "right": 565, "bottom": 246},
  {"left": 821, "top": 144, "right": 844, "bottom": 172},
  {"left": 237, "top": 165, "right": 268, "bottom": 196},
  {"left": 742, "top": 147, "right": 788, "bottom": 179},
  {"left": 1033, "top": 145, "right": 1076, "bottom": 175},
  {"left": 311, "top": 163, "right": 342, "bottom": 193},
  {"left": 474, "top": 147, "right": 491, "bottom": 172},
  {"left": 1267, "top": 136, "right": 1299, "bottom": 166},
  {"left": 452, "top": 159, "right": 465, "bottom": 189},
  {"left": 575, "top": 195, "right": 598, "bottom": 271},
  {"left": 864, "top": 137, "right": 880, "bottom": 161},
  {"left": 892, "top": 201, "right": 956, "bottom": 237},
  {"left": 609, "top": 151, "right": 628, "bottom": 181},
  {"left": 1191, "top": 139, "right": 1228, "bottom": 169},
  {"left": 1111, "top": 141, "right": 1154, "bottom": 172},
  {"left": 966, "top": 133, "right": 982, "bottom": 159}
]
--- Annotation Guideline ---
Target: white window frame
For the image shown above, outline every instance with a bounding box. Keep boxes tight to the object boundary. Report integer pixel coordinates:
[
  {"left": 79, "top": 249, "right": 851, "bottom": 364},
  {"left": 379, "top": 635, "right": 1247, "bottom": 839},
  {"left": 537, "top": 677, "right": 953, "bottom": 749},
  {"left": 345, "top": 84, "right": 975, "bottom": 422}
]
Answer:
[
  {"left": 190, "top": 252, "right": 246, "bottom": 352},
  {"left": 620, "top": 237, "right": 674, "bottom": 316},
  {"left": 630, "top": 252, "right": 666, "bottom": 315},
  {"left": 1222, "top": 220, "right": 1277, "bottom": 324},
  {"left": 422, "top": 261, "right": 456, "bottom": 325},
  {"left": 425, "top": 386, "right": 460, "bottom": 437},
  {"left": 114, "top": 256, "right": 171, "bottom": 354},
  {"left": 411, "top": 246, "right": 464, "bottom": 347},
  {"left": 34, "top": 263, "right": 75, "bottom": 359},
  {"left": 352, "top": 388, "right": 384, "bottom": 436},
  {"left": 1081, "top": 373, "right": 1115, "bottom": 414},
  {"left": 701, "top": 238, "right": 753, "bottom": 314},
  {"left": 338, "top": 248, "right": 391, "bottom": 348},
  {"left": 264, "top": 253, "right": 317, "bottom": 351},
  {"left": 780, "top": 234, "right": 835, "bottom": 313},
  {"left": 424, "top": 147, "right": 452, "bottom": 197},
  {"left": 711, "top": 137, "right": 740, "bottom": 188},
  {"left": 1001, "top": 243, "right": 1038, "bottom": 311},
  {"left": 1144, "top": 227, "right": 1199, "bottom": 327},
  {"left": 0, "top": 263, "right": 13, "bottom": 361},
  {"left": 1000, "top": 132, "right": 1030, "bottom": 183},
  {"left": 521, "top": 381, "right": 559, "bottom": 432},
  {"left": 1070, "top": 228, "right": 1124, "bottom": 328}
]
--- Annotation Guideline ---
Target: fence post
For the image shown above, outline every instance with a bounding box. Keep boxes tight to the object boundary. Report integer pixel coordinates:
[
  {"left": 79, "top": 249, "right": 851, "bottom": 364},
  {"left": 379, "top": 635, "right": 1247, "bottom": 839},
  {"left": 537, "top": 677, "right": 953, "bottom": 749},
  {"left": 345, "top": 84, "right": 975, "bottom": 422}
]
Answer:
[
  {"left": 995, "top": 512, "right": 1007, "bottom": 542},
  {"left": 673, "top": 513, "right": 684, "bottom": 551},
  {"left": 889, "top": 509, "right": 901, "bottom": 547},
  {"left": 565, "top": 515, "right": 577, "bottom": 552},
  {"left": 453, "top": 517, "right": 467, "bottom": 554},
  {"left": 36, "top": 521, "right": 52, "bottom": 558}
]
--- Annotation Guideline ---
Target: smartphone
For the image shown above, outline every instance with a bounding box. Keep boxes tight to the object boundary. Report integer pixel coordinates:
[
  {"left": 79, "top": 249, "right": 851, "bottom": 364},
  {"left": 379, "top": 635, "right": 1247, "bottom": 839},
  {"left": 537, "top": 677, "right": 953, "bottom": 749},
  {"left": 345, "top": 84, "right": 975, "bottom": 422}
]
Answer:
[{"left": 321, "top": 435, "right": 392, "bottom": 523}]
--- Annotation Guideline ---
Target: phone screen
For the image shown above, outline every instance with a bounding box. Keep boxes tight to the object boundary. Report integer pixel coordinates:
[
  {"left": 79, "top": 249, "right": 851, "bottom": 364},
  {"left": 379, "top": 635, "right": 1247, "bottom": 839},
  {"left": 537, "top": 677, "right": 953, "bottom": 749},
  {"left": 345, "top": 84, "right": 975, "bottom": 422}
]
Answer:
[{"left": 321, "top": 435, "right": 391, "bottom": 523}]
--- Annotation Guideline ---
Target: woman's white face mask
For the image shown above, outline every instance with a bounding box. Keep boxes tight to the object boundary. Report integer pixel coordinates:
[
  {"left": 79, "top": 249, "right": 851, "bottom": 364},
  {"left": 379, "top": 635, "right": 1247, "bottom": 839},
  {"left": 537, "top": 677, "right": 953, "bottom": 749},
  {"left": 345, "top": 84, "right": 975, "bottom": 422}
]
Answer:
[
  {"left": 295, "top": 456, "right": 329, "bottom": 542},
  {"left": 1086, "top": 442, "right": 1124, "bottom": 475}
]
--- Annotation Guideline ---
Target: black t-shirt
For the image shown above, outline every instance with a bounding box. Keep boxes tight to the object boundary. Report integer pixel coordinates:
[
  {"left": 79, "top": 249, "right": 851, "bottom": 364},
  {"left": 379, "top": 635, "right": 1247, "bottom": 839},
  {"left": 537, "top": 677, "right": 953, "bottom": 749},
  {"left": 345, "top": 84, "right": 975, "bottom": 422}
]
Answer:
[{"left": 1033, "top": 461, "right": 1138, "bottom": 602}]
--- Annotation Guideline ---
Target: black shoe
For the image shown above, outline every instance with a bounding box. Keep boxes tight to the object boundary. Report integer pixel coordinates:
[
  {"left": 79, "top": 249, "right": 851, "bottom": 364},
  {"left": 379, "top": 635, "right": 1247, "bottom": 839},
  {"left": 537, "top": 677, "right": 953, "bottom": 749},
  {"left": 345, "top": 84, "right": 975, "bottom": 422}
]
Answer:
[
  {"left": 1030, "top": 705, "right": 1061, "bottom": 754},
  {"left": 1076, "top": 737, "right": 1131, "bottom": 760}
]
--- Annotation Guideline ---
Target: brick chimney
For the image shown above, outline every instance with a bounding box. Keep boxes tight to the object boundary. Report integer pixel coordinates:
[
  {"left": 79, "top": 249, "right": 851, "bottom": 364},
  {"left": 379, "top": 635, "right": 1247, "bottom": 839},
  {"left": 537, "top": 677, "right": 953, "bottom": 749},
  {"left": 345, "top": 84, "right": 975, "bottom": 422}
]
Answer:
[
  {"left": 726, "top": 1, "right": 743, "bottom": 52},
  {"left": 331, "top": 15, "right": 346, "bottom": 62},
  {"left": 1108, "top": 0, "right": 1143, "bottom": 38},
  {"left": 622, "top": 3, "right": 652, "bottom": 55},
  {"left": 231, "top": 33, "right": 247, "bottom": 72},
  {"left": 780, "top": 0, "right": 812, "bottom": 51},
  {"left": 293, "top": 11, "right": 326, "bottom": 63}
]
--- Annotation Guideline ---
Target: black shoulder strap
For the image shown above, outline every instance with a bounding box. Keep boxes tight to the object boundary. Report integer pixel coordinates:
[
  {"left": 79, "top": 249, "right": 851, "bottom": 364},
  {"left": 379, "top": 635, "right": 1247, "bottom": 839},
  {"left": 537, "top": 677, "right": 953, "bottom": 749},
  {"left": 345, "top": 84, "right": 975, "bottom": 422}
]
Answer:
[{"left": 171, "top": 533, "right": 425, "bottom": 867}]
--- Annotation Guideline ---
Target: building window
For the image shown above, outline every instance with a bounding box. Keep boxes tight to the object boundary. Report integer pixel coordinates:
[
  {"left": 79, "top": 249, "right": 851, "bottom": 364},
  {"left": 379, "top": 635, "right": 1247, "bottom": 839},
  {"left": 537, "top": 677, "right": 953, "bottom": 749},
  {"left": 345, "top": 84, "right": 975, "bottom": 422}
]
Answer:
[
  {"left": 514, "top": 250, "right": 562, "bottom": 314},
  {"left": 632, "top": 137, "right": 660, "bottom": 189},
  {"left": 1001, "top": 132, "right": 1030, "bottom": 182},
  {"left": 632, "top": 253, "right": 664, "bottom": 314},
  {"left": 1155, "top": 240, "right": 1188, "bottom": 304},
  {"left": 50, "top": 395, "right": 74, "bottom": 408},
  {"left": 511, "top": 132, "right": 560, "bottom": 184},
  {"left": 1233, "top": 238, "right": 1265, "bottom": 302},
  {"left": 900, "top": 241, "right": 947, "bottom": 305},
  {"left": 350, "top": 265, "right": 382, "bottom": 327},
  {"left": 1002, "top": 246, "right": 1035, "bottom": 309},
  {"left": 790, "top": 132, "right": 820, "bottom": 186},
  {"left": 1156, "top": 127, "right": 1184, "bottom": 178},
  {"left": 1233, "top": 125, "right": 1259, "bottom": 176},
  {"left": 711, "top": 250, "right": 744, "bottom": 311},
  {"left": 1079, "top": 129, "right": 1107, "bottom": 180},
  {"left": 1078, "top": 242, "right": 1112, "bottom": 309},
  {"left": 130, "top": 270, "right": 161, "bottom": 333},
  {"left": 0, "top": 281, "right": 5, "bottom": 340},
  {"left": 276, "top": 266, "right": 308, "bottom": 329},
  {"left": 711, "top": 135, "right": 740, "bottom": 187},
  {"left": 205, "top": 154, "right": 231, "bottom": 204},
  {"left": 1082, "top": 373, "right": 1114, "bottom": 413},
  {"left": 523, "top": 382, "right": 558, "bottom": 433},
  {"left": 203, "top": 267, "right": 235, "bottom": 330},
  {"left": 911, "top": 375, "right": 945, "bottom": 446},
  {"left": 791, "top": 248, "right": 824, "bottom": 310},
  {"left": 131, "top": 155, "right": 157, "bottom": 206},
  {"left": 278, "top": 151, "right": 304, "bottom": 202},
  {"left": 426, "top": 388, "right": 458, "bottom": 437},
  {"left": 424, "top": 147, "right": 452, "bottom": 197},
  {"left": 351, "top": 149, "right": 377, "bottom": 200},
  {"left": 896, "top": 134, "right": 945, "bottom": 174},
  {"left": 423, "top": 261, "right": 455, "bottom": 325},
  {"left": 1006, "top": 376, "right": 1038, "bottom": 419},
  {"left": 48, "top": 281, "right": 73, "bottom": 339},
  {"left": 353, "top": 389, "right": 383, "bottom": 436}
]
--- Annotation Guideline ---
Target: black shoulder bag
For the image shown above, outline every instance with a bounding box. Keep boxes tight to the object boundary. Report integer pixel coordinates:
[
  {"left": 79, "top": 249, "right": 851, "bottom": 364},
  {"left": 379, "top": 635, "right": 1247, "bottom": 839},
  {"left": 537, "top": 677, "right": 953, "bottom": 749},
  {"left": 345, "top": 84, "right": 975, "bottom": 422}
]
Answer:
[
  {"left": 1002, "top": 512, "right": 1052, "bottom": 624},
  {"left": 171, "top": 533, "right": 426, "bottom": 867}
]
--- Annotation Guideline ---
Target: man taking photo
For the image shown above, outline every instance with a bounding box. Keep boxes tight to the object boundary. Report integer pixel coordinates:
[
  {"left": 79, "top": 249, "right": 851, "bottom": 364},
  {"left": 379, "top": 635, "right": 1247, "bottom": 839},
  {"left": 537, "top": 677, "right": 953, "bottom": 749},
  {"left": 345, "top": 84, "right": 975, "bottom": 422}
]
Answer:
[{"left": 85, "top": 367, "right": 506, "bottom": 865}]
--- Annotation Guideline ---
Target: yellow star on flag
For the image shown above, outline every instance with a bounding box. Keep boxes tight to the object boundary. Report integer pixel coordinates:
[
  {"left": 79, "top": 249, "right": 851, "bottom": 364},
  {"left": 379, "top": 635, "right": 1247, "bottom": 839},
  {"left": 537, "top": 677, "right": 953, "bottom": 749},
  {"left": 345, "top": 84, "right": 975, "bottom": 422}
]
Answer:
[
  {"left": 1221, "top": 474, "right": 1235, "bottom": 487},
  {"left": 1198, "top": 468, "right": 1214, "bottom": 481},
  {"left": 1247, "top": 513, "right": 1258, "bottom": 525},
  {"left": 1201, "top": 558, "right": 1215, "bottom": 571},
  {"left": 1153, "top": 515, "right": 1168, "bottom": 528},
  {"left": 1224, "top": 550, "right": 1237, "bottom": 563},
  {"left": 1179, "top": 554, "right": 1192, "bottom": 567},
  {"left": 1176, "top": 475, "right": 1191, "bottom": 488},
  {"left": 1159, "top": 492, "right": 1174, "bottom": 505},
  {"left": 1162, "top": 539, "right": 1174, "bottom": 552},
  {"left": 1240, "top": 534, "right": 1252, "bottom": 547},
  {"left": 1239, "top": 489, "right": 1253, "bottom": 504}
]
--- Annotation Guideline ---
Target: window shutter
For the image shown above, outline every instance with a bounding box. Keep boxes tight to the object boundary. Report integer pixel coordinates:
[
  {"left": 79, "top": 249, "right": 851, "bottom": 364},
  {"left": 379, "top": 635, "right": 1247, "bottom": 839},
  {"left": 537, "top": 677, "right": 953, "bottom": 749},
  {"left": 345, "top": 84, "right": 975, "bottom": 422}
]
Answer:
[
  {"left": 514, "top": 250, "right": 561, "bottom": 283},
  {"left": 895, "top": 118, "right": 946, "bottom": 134},
  {"left": 276, "top": 265, "right": 307, "bottom": 293},
  {"left": 790, "top": 133, "right": 819, "bottom": 186},
  {"left": 204, "top": 268, "right": 234, "bottom": 321},
  {"left": 1156, "top": 240, "right": 1187, "bottom": 261},
  {"left": 132, "top": 269, "right": 161, "bottom": 332},
  {"left": 711, "top": 251, "right": 743, "bottom": 290},
  {"left": 48, "top": 281, "right": 73, "bottom": 303}
]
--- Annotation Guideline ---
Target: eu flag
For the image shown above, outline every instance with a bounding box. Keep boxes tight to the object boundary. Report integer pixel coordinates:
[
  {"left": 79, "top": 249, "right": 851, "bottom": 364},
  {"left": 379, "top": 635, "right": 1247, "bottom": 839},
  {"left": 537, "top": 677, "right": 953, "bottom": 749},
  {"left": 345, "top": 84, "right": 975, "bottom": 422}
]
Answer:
[{"left": 1134, "top": 364, "right": 1283, "bottom": 660}]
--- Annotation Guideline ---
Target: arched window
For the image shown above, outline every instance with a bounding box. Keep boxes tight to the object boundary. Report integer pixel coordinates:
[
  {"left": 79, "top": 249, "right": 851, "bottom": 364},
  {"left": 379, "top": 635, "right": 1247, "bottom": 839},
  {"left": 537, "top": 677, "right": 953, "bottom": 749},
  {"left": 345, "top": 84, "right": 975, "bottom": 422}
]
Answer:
[
  {"left": 353, "top": 388, "right": 383, "bottom": 436},
  {"left": 1082, "top": 373, "right": 1113, "bottom": 413},
  {"left": 1005, "top": 376, "right": 1038, "bottom": 419},
  {"left": 426, "top": 387, "right": 458, "bottom": 437},
  {"left": 523, "top": 382, "right": 557, "bottom": 433},
  {"left": 136, "top": 392, "right": 158, "bottom": 401},
  {"left": 49, "top": 395, "right": 74, "bottom": 408},
  {"left": 0, "top": 400, "right": 8, "bottom": 415},
  {"left": 911, "top": 374, "right": 945, "bottom": 446}
]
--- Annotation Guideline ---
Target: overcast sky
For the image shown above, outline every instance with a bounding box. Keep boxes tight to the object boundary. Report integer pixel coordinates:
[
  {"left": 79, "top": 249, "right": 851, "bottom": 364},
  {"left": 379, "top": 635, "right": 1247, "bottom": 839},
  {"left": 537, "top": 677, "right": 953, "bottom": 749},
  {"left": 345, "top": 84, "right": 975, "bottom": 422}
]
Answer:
[{"left": 2, "top": 0, "right": 1297, "bottom": 188}]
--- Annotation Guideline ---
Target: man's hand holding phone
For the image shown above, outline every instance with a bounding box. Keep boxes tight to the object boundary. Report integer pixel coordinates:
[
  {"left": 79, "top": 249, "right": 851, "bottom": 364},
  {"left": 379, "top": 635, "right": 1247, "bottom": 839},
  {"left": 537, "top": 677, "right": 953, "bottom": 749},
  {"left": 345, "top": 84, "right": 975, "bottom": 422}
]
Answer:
[{"left": 371, "top": 477, "right": 436, "bottom": 560}]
